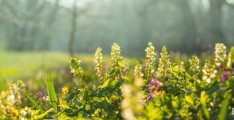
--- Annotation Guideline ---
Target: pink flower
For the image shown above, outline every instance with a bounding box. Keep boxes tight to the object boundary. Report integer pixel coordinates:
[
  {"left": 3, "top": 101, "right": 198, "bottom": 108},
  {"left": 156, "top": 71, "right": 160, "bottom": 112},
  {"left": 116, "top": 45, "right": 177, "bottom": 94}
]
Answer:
[
  {"left": 148, "top": 79, "right": 163, "bottom": 92},
  {"left": 35, "top": 91, "right": 47, "bottom": 102},
  {"left": 147, "top": 93, "right": 155, "bottom": 101},
  {"left": 147, "top": 79, "right": 163, "bottom": 102},
  {"left": 221, "top": 70, "right": 231, "bottom": 82}
]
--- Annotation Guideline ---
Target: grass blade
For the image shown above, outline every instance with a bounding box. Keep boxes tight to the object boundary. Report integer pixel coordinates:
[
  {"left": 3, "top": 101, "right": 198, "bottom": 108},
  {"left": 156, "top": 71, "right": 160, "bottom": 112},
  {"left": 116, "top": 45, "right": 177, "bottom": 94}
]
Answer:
[{"left": 45, "top": 74, "right": 58, "bottom": 111}]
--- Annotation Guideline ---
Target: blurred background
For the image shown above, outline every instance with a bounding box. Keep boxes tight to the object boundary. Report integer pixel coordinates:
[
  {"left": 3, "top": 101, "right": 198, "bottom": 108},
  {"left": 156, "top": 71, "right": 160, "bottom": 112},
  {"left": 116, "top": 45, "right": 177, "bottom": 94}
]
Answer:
[
  {"left": 0, "top": 0, "right": 234, "bottom": 56},
  {"left": 0, "top": 0, "right": 234, "bottom": 90}
]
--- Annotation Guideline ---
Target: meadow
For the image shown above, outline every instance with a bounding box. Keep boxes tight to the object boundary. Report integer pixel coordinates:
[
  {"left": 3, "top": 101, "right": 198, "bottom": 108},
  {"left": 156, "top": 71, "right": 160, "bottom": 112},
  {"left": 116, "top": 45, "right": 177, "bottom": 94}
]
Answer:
[{"left": 0, "top": 42, "right": 233, "bottom": 119}]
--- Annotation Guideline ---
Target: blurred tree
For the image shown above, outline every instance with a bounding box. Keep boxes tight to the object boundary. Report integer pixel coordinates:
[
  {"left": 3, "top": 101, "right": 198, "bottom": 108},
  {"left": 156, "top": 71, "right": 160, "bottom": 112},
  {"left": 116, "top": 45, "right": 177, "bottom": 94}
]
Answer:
[
  {"left": 68, "top": 0, "right": 91, "bottom": 56},
  {"left": 208, "top": 0, "right": 226, "bottom": 44},
  {"left": 177, "top": 0, "right": 200, "bottom": 54},
  {"left": 200, "top": 0, "right": 233, "bottom": 51},
  {"left": 68, "top": 0, "right": 78, "bottom": 57},
  {"left": 0, "top": 0, "right": 234, "bottom": 54},
  {"left": 136, "top": 0, "right": 158, "bottom": 55},
  {"left": 41, "top": 0, "right": 60, "bottom": 51},
  {"left": 0, "top": 0, "right": 59, "bottom": 51}
]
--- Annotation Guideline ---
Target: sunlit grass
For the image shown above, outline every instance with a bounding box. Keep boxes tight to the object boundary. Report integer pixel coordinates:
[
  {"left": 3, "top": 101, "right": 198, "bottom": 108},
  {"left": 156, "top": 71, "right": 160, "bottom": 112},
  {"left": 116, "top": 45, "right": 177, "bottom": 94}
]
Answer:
[
  {"left": 0, "top": 52, "right": 70, "bottom": 90},
  {"left": 0, "top": 52, "right": 139, "bottom": 90}
]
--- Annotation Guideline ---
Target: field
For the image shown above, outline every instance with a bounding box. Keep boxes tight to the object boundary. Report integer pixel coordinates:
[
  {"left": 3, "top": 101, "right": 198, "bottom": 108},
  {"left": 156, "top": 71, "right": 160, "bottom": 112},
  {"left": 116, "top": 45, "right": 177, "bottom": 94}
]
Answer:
[{"left": 0, "top": 43, "right": 234, "bottom": 119}]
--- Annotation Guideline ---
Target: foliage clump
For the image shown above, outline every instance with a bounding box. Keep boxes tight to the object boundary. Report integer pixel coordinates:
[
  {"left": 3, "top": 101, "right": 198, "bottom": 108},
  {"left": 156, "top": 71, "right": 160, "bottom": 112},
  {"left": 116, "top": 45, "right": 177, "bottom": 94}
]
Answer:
[{"left": 0, "top": 42, "right": 234, "bottom": 120}]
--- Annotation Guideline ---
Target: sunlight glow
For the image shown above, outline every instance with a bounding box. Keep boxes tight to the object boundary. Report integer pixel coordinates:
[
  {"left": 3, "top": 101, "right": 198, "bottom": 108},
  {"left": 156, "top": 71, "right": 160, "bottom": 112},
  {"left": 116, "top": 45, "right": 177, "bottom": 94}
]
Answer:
[
  {"left": 59, "top": 0, "right": 86, "bottom": 8},
  {"left": 47, "top": 0, "right": 87, "bottom": 8}
]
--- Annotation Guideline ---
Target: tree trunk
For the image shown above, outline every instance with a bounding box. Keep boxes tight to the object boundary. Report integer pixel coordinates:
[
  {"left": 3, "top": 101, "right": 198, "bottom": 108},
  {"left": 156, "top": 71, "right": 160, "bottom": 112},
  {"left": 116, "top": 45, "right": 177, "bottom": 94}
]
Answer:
[
  {"left": 136, "top": 0, "right": 156, "bottom": 55},
  {"left": 178, "top": 0, "right": 200, "bottom": 54},
  {"left": 68, "top": 0, "right": 78, "bottom": 57},
  {"left": 209, "top": 0, "right": 226, "bottom": 44},
  {"left": 41, "top": 0, "right": 60, "bottom": 51}
]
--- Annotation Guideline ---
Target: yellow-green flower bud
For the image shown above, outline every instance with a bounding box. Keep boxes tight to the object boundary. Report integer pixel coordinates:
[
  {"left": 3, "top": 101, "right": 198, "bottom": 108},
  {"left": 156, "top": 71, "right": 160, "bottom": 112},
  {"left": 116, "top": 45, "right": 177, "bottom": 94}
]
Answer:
[
  {"left": 214, "top": 43, "right": 226, "bottom": 67},
  {"left": 145, "top": 42, "right": 156, "bottom": 77},
  {"left": 202, "top": 61, "right": 217, "bottom": 83},
  {"left": 157, "top": 46, "right": 171, "bottom": 79},
  {"left": 189, "top": 55, "right": 200, "bottom": 72},
  {"left": 94, "top": 47, "right": 103, "bottom": 77},
  {"left": 111, "top": 43, "right": 123, "bottom": 70},
  {"left": 134, "top": 64, "right": 143, "bottom": 79},
  {"left": 70, "top": 58, "right": 84, "bottom": 77}
]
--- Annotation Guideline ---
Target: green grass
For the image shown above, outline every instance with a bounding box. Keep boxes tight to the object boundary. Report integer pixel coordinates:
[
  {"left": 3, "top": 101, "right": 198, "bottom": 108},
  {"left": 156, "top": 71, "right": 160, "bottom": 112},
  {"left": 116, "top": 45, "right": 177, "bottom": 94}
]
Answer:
[
  {"left": 0, "top": 52, "right": 70, "bottom": 90},
  {"left": 0, "top": 51, "right": 139, "bottom": 90},
  {"left": 44, "top": 74, "right": 58, "bottom": 111}
]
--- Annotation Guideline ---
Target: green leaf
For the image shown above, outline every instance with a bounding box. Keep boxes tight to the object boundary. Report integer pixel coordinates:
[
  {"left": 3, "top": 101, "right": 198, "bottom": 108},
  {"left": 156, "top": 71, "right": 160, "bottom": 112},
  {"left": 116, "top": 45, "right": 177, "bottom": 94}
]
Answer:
[
  {"left": 218, "top": 90, "right": 232, "bottom": 120},
  {"left": 27, "top": 96, "right": 40, "bottom": 109},
  {"left": 172, "top": 101, "right": 179, "bottom": 109},
  {"left": 45, "top": 74, "right": 58, "bottom": 111},
  {"left": 110, "top": 79, "right": 119, "bottom": 87},
  {"left": 200, "top": 91, "right": 207, "bottom": 105},
  {"left": 118, "top": 61, "right": 125, "bottom": 67},
  {"left": 200, "top": 91, "right": 210, "bottom": 119},
  {"left": 68, "top": 88, "right": 80, "bottom": 101},
  {"left": 185, "top": 95, "right": 194, "bottom": 106},
  {"left": 100, "top": 79, "right": 110, "bottom": 89},
  {"left": 34, "top": 108, "right": 55, "bottom": 120},
  {"left": 172, "top": 96, "right": 179, "bottom": 109}
]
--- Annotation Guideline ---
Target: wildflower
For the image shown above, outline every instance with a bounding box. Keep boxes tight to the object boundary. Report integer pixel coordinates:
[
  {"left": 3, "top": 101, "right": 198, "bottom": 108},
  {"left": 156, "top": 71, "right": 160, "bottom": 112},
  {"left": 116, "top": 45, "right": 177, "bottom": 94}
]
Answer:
[
  {"left": 7, "top": 95, "right": 16, "bottom": 105},
  {"left": 0, "top": 91, "right": 7, "bottom": 99},
  {"left": 121, "top": 85, "right": 136, "bottom": 120},
  {"left": 179, "top": 61, "right": 185, "bottom": 72},
  {"left": 20, "top": 107, "right": 31, "bottom": 118},
  {"left": 7, "top": 106, "right": 19, "bottom": 117},
  {"left": 42, "top": 96, "right": 49, "bottom": 102},
  {"left": 8, "top": 82, "right": 24, "bottom": 106},
  {"left": 121, "top": 77, "right": 144, "bottom": 119},
  {"left": 94, "top": 47, "right": 103, "bottom": 77},
  {"left": 134, "top": 77, "right": 144, "bottom": 88},
  {"left": 111, "top": 43, "right": 123, "bottom": 69},
  {"left": 121, "top": 83, "right": 144, "bottom": 120},
  {"left": 122, "top": 85, "right": 132, "bottom": 97},
  {"left": 35, "top": 91, "right": 43, "bottom": 99},
  {"left": 145, "top": 42, "right": 156, "bottom": 77},
  {"left": 21, "top": 110, "right": 27, "bottom": 117},
  {"left": 110, "top": 95, "right": 118, "bottom": 101},
  {"left": 157, "top": 46, "right": 171, "bottom": 79},
  {"left": 146, "top": 79, "right": 163, "bottom": 101},
  {"left": 202, "top": 61, "right": 217, "bottom": 83},
  {"left": 61, "top": 86, "right": 69, "bottom": 94},
  {"left": 122, "top": 59, "right": 129, "bottom": 72},
  {"left": 174, "top": 61, "right": 185, "bottom": 72},
  {"left": 189, "top": 56, "right": 200, "bottom": 72},
  {"left": 147, "top": 93, "right": 155, "bottom": 101},
  {"left": 70, "top": 58, "right": 84, "bottom": 77},
  {"left": 214, "top": 43, "right": 226, "bottom": 67},
  {"left": 220, "top": 70, "right": 231, "bottom": 82},
  {"left": 110, "top": 43, "right": 124, "bottom": 80},
  {"left": 35, "top": 91, "right": 47, "bottom": 102},
  {"left": 148, "top": 79, "right": 163, "bottom": 92},
  {"left": 122, "top": 107, "right": 136, "bottom": 120},
  {"left": 134, "top": 64, "right": 144, "bottom": 79}
]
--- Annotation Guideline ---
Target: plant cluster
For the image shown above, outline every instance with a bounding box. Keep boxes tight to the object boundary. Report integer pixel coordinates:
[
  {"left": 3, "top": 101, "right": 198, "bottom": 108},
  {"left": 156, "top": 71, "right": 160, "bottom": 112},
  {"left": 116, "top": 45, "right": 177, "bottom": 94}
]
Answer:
[{"left": 0, "top": 42, "right": 234, "bottom": 119}]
